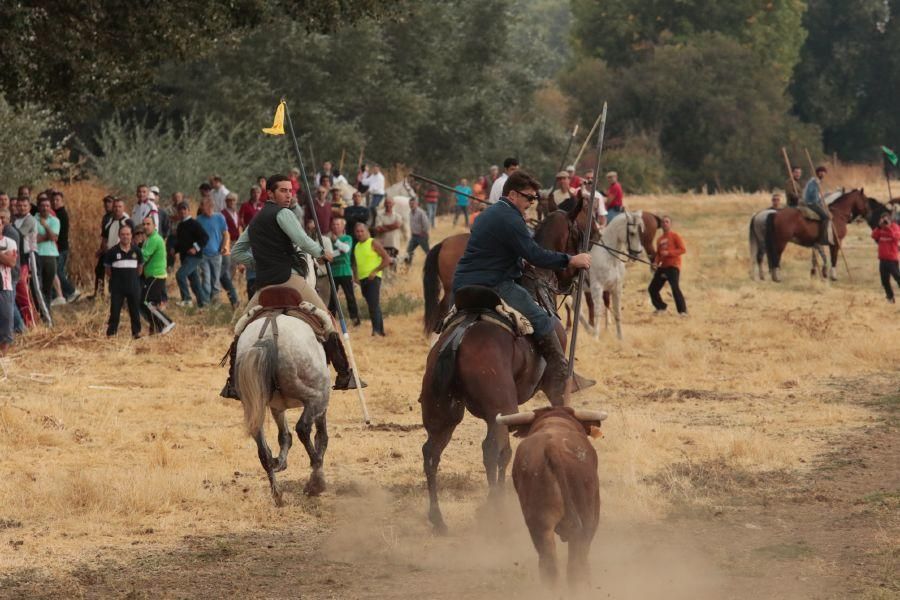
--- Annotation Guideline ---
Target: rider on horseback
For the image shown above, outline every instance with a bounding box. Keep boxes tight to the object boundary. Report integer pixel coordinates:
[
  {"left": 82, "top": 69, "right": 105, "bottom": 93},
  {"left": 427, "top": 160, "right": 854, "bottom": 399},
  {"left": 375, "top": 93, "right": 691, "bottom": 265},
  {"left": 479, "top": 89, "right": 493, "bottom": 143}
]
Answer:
[
  {"left": 452, "top": 170, "right": 592, "bottom": 404},
  {"left": 221, "top": 174, "right": 365, "bottom": 399},
  {"left": 802, "top": 165, "right": 830, "bottom": 245}
]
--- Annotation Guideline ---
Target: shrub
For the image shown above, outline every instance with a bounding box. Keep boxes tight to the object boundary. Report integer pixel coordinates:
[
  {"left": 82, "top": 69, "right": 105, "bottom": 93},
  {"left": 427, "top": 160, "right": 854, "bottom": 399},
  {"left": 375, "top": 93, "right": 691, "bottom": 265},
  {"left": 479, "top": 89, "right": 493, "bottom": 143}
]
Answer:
[
  {"left": 84, "top": 113, "right": 293, "bottom": 200},
  {"left": 0, "top": 94, "right": 62, "bottom": 193}
]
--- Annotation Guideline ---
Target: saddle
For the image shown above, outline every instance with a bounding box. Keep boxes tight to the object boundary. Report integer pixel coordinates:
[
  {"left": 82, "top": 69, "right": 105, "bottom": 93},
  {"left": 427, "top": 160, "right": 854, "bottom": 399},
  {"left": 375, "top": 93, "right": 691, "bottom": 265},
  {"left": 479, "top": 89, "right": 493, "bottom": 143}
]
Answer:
[
  {"left": 435, "top": 285, "right": 534, "bottom": 340},
  {"left": 233, "top": 285, "right": 334, "bottom": 342},
  {"left": 797, "top": 206, "right": 822, "bottom": 221}
]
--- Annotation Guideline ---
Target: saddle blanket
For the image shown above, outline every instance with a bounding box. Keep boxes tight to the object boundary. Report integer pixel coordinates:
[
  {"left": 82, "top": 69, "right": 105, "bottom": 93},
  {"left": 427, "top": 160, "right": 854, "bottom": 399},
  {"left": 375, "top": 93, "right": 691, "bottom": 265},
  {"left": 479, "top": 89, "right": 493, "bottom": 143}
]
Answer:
[
  {"left": 798, "top": 206, "right": 822, "bottom": 221},
  {"left": 234, "top": 302, "right": 334, "bottom": 342},
  {"left": 437, "top": 299, "right": 534, "bottom": 339}
]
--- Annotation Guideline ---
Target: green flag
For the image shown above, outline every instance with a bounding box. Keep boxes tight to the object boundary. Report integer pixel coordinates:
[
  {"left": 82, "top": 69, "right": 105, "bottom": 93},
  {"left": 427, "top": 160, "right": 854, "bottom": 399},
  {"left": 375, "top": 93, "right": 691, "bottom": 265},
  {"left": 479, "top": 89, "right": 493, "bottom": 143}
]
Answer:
[{"left": 883, "top": 146, "right": 898, "bottom": 166}]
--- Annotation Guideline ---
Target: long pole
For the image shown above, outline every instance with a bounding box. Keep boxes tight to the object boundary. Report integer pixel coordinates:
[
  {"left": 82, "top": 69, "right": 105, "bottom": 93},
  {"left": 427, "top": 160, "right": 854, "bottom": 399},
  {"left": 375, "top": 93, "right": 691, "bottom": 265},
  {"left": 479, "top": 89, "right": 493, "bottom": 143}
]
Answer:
[
  {"left": 572, "top": 110, "right": 604, "bottom": 168},
  {"left": 284, "top": 100, "right": 371, "bottom": 424},
  {"left": 781, "top": 147, "right": 801, "bottom": 200},
  {"left": 339, "top": 148, "right": 346, "bottom": 175},
  {"left": 545, "top": 124, "right": 579, "bottom": 203},
  {"left": 804, "top": 148, "right": 851, "bottom": 281},
  {"left": 409, "top": 173, "right": 489, "bottom": 206},
  {"left": 565, "top": 103, "right": 607, "bottom": 404}
]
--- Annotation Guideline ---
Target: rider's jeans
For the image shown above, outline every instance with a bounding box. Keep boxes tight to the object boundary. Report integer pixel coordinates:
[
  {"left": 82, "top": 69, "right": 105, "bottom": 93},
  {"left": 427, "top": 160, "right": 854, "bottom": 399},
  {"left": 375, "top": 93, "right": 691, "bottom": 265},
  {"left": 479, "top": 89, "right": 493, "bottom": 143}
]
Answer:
[{"left": 493, "top": 280, "right": 553, "bottom": 337}]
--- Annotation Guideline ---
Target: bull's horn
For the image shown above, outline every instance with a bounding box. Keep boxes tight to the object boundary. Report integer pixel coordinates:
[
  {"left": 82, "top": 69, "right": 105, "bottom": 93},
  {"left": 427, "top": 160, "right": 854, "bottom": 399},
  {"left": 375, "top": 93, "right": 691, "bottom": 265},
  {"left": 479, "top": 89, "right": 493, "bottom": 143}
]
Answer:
[
  {"left": 496, "top": 412, "right": 535, "bottom": 426},
  {"left": 573, "top": 409, "right": 608, "bottom": 422}
]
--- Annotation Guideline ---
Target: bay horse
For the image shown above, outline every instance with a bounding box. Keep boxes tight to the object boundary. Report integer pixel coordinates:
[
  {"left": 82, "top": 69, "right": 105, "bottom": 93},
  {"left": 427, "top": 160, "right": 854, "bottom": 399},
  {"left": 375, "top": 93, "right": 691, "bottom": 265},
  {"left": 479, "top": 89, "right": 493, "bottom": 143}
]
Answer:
[
  {"left": 748, "top": 189, "right": 878, "bottom": 282},
  {"left": 420, "top": 199, "right": 590, "bottom": 534},
  {"left": 235, "top": 293, "right": 331, "bottom": 506}
]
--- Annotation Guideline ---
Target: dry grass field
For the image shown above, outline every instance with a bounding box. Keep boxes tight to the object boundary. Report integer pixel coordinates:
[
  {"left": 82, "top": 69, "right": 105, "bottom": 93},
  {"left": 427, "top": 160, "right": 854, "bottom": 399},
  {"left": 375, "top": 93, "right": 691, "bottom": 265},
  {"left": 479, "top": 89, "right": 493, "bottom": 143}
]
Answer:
[{"left": 0, "top": 176, "right": 898, "bottom": 599}]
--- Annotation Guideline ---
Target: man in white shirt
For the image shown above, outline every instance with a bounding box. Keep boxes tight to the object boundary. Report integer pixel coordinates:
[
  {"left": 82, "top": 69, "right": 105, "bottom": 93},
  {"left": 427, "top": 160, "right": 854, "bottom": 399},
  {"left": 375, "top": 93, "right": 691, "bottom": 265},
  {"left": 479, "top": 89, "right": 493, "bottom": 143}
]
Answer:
[
  {"left": 360, "top": 164, "right": 386, "bottom": 213},
  {"left": 210, "top": 175, "right": 230, "bottom": 212},
  {"left": 132, "top": 184, "right": 159, "bottom": 229},
  {"left": 488, "top": 157, "right": 520, "bottom": 204}
]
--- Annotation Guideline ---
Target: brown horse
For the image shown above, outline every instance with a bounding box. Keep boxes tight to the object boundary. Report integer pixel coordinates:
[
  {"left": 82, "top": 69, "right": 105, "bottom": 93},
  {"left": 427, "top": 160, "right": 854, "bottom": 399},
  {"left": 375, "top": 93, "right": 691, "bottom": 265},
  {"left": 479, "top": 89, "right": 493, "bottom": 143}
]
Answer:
[
  {"left": 420, "top": 201, "right": 590, "bottom": 534},
  {"left": 423, "top": 191, "right": 607, "bottom": 334},
  {"left": 749, "top": 189, "right": 878, "bottom": 282}
]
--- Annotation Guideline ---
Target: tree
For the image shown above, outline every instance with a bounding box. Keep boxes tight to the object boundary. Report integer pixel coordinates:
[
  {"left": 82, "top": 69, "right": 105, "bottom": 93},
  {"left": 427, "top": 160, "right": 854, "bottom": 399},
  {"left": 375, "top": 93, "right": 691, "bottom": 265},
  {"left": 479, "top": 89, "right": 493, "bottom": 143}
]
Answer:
[
  {"left": 571, "top": 0, "right": 807, "bottom": 83},
  {"left": 0, "top": 94, "right": 61, "bottom": 192},
  {"left": 0, "top": 0, "right": 402, "bottom": 121},
  {"left": 791, "top": 0, "right": 900, "bottom": 161}
]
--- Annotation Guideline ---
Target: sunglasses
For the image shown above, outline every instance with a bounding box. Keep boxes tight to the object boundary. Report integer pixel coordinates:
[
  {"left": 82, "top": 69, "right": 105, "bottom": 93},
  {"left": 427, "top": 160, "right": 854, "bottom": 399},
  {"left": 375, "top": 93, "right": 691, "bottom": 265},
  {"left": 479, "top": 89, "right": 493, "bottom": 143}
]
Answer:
[{"left": 516, "top": 190, "right": 540, "bottom": 203}]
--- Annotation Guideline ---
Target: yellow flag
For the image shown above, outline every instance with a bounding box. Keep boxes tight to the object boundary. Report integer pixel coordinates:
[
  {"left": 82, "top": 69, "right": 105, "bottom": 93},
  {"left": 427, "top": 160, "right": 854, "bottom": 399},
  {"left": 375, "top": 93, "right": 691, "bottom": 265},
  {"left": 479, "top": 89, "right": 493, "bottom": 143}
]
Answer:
[{"left": 262, "top": 101, "right": 285, "bottom": 135}]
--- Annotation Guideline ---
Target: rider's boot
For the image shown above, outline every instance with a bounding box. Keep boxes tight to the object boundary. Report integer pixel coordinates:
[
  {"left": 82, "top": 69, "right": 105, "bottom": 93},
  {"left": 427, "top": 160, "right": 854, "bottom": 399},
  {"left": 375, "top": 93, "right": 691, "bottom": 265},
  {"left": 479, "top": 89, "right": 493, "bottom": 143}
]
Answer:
[
  {"left": 220, "top": 340, "right": 240, "bottom": 400},
  {"left": 820, "top": 219, "right": 830, "bottom": 245},
  {"left": 534, "top": 332, "right": 569, "bottom": 406},
  {"left": 325, "top": 332, "right": 367, "bottom": 390}
]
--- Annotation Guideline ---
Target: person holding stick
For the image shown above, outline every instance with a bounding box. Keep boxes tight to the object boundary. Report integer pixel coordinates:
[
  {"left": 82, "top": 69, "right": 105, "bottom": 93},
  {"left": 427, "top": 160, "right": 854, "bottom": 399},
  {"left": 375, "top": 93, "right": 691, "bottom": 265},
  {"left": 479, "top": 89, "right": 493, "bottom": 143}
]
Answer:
[
  {"left": 785, "top": 166, "right": 803, "bottom": 207},
  {"left": 802, "top": 165, "right": 830, "bottom": 245},
  {"left": 222, "top": 174, "right": 366, "bottom": 399},
  {"left": 453, "top": 170, "right": 592, "bottom": 405}
]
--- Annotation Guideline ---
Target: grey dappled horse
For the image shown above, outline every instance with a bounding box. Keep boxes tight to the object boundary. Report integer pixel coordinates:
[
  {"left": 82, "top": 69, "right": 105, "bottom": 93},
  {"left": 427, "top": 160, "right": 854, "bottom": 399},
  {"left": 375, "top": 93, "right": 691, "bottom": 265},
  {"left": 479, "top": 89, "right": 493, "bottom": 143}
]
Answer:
[{"left": 236, "top": 313, "right": 331, "bottom": 505}]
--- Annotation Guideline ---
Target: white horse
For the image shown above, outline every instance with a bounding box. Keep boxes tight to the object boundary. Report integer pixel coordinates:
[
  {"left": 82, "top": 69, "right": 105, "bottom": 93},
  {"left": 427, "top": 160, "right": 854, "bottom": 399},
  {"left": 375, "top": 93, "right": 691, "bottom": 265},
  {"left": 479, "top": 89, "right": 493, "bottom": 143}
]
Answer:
[
  {"left": 588, "top": 211, "right": 644, "bottom": 340},
  {"left": 235, "top": 271, "right": 331, "bottom": 505}
]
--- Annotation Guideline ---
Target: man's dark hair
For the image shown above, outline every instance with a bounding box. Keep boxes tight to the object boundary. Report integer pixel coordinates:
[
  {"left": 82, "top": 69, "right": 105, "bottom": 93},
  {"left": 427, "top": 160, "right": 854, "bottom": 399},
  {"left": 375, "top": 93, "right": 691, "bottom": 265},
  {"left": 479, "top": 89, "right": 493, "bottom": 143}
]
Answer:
[
  {"left": 176, "top": 201, "right": 190, "bottom": 211},
  {"left": 267, "top": 174, "right": 291, "bottom": 194},
  {"left": 502, "top": 170, "right": 541, "bottom": 197},
  {"left": 815, "top": 165, "right": 828, "bottom": 175},
  {"left": 198, "top": 182, "right": 212, "bottom": 192},
  {"left": 503, "top": 157, "right": 519, "bottom": 170}
]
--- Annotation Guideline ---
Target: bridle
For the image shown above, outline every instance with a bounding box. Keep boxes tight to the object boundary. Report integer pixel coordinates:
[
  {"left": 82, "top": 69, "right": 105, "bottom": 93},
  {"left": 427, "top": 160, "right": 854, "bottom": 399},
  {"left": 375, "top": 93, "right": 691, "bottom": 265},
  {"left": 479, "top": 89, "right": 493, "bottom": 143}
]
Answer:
[{"left": 590, "top": 212, "right": 649, "bottom": 265}]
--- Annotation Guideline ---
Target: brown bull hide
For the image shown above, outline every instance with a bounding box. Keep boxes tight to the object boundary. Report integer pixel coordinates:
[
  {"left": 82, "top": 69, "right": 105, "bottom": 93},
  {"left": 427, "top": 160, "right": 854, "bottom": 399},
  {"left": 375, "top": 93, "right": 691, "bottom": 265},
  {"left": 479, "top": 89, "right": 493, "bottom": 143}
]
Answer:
[{"left": 510, "top": 406, "right": 602, "bottom": 589}]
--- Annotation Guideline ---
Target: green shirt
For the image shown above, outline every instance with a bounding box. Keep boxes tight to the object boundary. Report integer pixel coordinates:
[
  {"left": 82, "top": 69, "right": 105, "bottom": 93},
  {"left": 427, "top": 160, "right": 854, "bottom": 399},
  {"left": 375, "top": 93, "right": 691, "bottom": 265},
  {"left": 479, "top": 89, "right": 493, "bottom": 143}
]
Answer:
[
  {"left": 331, "top": 233, "right": 353, "bottom": 278},
  {"left": 141, "top": 231, "right": 167, "bottom": 278},
  {"left": 36, "top": 215, "right": 60, "bottom": 257}
]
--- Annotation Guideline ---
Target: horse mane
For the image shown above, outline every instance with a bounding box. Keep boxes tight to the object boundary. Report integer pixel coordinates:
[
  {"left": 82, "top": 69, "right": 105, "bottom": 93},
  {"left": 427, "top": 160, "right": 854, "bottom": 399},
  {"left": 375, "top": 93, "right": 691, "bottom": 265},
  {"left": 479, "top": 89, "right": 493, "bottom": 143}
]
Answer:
[{"left": 532, "top": 211, "right": 564, "bottom": 247}]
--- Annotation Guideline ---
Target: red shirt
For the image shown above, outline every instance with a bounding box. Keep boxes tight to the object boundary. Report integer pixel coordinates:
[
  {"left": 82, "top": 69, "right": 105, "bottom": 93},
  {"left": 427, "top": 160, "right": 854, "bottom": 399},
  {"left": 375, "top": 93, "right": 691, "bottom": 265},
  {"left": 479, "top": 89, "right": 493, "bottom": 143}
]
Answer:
[
  {"left": 290, "top": 175, "right": 301, "bottom": 197},
  {"left": 239, "top": 200, "right": 262, "bottom": 228},
  {"left": 570, "top": 175, "right": 583, "bottom": 189},
  {"left": 313, "top": 199, "right": 332, "bottom": 233},
  {"left": 424, "top": 189, "right": 439, "bottom": 204},
  {"left": 606, "top": 182, "right": 623, "bottom": 209},
  {"left": 872, "top": 223, "right": 900, "bottom": 261}
]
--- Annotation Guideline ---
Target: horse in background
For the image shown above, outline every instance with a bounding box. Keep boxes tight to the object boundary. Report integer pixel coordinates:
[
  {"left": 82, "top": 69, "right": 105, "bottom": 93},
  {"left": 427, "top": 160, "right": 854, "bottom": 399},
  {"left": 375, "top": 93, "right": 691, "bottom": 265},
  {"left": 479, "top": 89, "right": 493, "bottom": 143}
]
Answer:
[
  {"left": 587, "top": 210, "right": 644, "bottom": 340},
  {"left": 749, "top": 189, "right": 878, "bottom": 282}
]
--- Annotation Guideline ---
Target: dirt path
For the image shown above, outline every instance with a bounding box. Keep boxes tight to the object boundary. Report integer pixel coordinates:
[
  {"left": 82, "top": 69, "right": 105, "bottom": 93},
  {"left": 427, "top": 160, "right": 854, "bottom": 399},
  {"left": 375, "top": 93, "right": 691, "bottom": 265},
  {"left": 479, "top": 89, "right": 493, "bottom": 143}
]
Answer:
[{"left": 3, "top": 382, "right": 895, "bottom": 600}]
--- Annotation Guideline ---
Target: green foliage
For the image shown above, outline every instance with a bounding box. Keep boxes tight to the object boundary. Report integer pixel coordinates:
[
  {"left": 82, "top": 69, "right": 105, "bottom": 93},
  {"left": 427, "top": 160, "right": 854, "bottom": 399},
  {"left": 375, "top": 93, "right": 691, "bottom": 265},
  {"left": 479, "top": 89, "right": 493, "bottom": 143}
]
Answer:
[
  {"left": 571, "top": 0, "right": 807, "bottom": 83},
  {"left": 85, "top": 113, "right": 291, "bottom": 199},
  {"left": 791, "top": 0, "right": 900, "bottom": 161},
  {"left": 0, "top": 0, "right": 404, "bottom": 121},
  {"left": 0, "top": 94, "right": 61, "bottom": 193},
  {"left": 561, "top": 35, "right": 821, "bottom": 190},
  {"left": 138, "top": 0, "right": 567, "bottom": 186},
  {"left": 603, "top": 133, "right": 668, "bottom": 193}
]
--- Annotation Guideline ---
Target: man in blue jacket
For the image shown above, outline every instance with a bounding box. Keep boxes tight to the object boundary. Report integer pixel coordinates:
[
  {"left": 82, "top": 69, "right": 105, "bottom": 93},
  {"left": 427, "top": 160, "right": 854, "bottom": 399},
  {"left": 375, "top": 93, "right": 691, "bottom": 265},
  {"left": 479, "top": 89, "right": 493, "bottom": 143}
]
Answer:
[
  {"left": 453, "top": 170, "right": 592, "bottom": 404},
  {"left": 802, "top": 165, "right": 830, "bottom": 245}
]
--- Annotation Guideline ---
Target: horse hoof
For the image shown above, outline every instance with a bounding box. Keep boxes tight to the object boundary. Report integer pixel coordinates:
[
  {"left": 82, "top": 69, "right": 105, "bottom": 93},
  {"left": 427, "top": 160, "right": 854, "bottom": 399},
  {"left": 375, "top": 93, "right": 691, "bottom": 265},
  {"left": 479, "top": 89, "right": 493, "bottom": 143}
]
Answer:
[
  {"left": 304, "top": 474, "right": 327, "bottom": 496},
  {"left": 272, "top": 459, "right": 287, "bottom": 473},
  {"left": 272, "top": 489, "right": 284, "bottom": 507}
]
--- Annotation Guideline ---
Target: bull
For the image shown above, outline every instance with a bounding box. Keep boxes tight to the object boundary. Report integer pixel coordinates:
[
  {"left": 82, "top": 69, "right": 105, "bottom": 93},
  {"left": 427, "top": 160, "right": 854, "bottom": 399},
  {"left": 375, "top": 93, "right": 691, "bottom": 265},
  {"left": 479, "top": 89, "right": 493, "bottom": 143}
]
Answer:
[{"left": 496, "top": 406, "right": 607, "bottom": 588}]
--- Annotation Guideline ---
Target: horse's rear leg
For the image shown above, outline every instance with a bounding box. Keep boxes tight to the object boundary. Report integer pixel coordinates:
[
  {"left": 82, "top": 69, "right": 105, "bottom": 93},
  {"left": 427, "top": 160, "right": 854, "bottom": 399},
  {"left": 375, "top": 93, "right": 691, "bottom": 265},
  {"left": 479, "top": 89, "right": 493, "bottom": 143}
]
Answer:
[
  {"left": 296, "top": 407, "right": 327, "bottom": 496},
  {"left": 253, "top": 431, "right": 283, "bottom": 506},
  {"left": 270, "top": 408, "right": 292, "bottom": 473},
  {"left": 612, "top": 287, "right": 623, "bottom": 340}
]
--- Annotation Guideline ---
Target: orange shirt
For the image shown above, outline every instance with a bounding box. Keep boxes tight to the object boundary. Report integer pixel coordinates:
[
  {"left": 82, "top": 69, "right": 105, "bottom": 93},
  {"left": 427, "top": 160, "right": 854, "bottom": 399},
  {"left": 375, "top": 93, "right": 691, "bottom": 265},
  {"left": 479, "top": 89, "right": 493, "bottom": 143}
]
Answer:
[{"left": 655, "top": 231, "right": 686, "bottom": 269}]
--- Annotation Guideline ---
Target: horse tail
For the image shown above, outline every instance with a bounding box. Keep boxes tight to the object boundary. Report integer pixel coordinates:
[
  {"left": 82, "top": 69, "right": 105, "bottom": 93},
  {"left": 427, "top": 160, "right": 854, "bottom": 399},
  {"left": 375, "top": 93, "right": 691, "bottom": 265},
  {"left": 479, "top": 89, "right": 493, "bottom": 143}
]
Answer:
[
  {"left": 764, "top": 211, "right": 779, "bottom": 270},
  {"left": 237, "top": 336, "right": 278, "bottom": 436},
  {"left": 748, "top": 214, "right": 760, "bottom": 278},
  {"left": 423, "top": 241, "right": 444, "bottom": 334}
]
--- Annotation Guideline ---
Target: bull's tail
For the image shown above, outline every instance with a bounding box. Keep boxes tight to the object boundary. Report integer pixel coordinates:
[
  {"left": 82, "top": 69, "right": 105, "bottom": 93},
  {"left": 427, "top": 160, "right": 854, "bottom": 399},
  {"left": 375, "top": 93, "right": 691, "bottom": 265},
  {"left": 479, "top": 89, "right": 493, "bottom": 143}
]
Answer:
[
  {"left": 237, "top": 337, "right": 278, "bottom": 436},
  {"left": 546, "top": 443, "right": 584, "bottom": 541},
  {"left": 764, "top": 211, "right": 779, "bottom": 270},
  {"left": 423, "top": 241, "right": 444, "bottom": 334}
]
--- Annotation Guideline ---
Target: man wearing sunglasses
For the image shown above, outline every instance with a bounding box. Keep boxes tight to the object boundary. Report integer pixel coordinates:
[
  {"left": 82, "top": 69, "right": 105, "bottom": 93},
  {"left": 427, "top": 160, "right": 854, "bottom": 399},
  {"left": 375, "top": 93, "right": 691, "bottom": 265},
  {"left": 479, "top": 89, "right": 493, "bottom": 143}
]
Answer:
[{"left": 452, "top": 170, "right": 592, "bottom": 404}]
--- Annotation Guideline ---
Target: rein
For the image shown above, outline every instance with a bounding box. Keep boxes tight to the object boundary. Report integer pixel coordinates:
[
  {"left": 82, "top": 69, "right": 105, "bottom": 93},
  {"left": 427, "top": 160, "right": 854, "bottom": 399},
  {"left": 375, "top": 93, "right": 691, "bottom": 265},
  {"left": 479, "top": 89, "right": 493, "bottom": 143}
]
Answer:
[{"left": 590, "top": 240, "right": 654, "bottom": 266}]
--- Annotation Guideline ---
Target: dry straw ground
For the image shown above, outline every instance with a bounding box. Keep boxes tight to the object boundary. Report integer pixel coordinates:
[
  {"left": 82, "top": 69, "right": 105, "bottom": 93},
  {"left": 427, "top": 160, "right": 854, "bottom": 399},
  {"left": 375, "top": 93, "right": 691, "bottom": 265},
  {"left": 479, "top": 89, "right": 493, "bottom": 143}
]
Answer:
[{"left": 0, "top": 174, "right": 897, "bottom": 598}]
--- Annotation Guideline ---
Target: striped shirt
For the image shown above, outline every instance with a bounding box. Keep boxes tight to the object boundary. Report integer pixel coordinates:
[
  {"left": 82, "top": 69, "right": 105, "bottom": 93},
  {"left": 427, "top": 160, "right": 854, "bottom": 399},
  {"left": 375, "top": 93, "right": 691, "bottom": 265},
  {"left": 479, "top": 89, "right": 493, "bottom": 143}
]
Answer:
[{"left": 104, "top": 244, "right": 143, "bottom": 289}]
